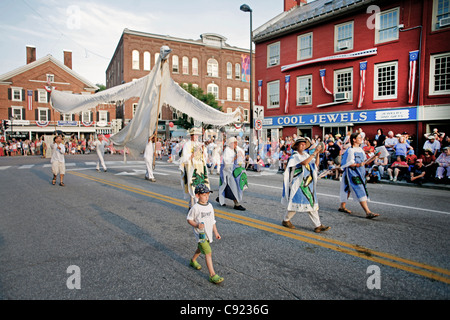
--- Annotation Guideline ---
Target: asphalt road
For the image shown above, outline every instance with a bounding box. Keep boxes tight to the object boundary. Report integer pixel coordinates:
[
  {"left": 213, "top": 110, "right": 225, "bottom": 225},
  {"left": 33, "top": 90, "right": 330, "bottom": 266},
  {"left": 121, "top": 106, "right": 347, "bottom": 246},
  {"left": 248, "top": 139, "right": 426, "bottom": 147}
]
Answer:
[{"left": 0, "top": 153, "right": 449, "bottom": 308}]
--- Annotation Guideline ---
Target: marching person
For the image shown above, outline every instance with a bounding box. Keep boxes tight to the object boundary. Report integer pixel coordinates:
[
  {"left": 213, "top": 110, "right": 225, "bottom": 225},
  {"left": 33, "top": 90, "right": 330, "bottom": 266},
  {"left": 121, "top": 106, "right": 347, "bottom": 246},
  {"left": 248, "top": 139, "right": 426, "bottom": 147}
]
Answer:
[
  {"left": 281, "top": 137, "right": 330, "bottom": 233},
  {"left": 180, "top": 128, "right": 210, "bottom": 209},
  {"left": 94, "top": 134, "right": 108, "bottom": 172},
  {"left": 338, "top": 132, "right": 379, "bottom": 219},
  {"left": 144, "top": 134, "right": 156, "bottom": 182},
  {"left": 50, "top": 135, "right": 66, "bottom": 187},
  {"left": 217, "top": 136, "right": 248, "bottom": 210}
]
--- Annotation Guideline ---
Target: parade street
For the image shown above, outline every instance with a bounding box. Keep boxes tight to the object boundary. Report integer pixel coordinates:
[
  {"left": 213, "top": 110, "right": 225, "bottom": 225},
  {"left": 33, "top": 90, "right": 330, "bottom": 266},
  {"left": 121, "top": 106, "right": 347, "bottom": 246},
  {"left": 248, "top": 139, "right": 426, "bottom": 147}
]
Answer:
[{"left": 0, "top": 153, "right": 449, "bottom": 302}]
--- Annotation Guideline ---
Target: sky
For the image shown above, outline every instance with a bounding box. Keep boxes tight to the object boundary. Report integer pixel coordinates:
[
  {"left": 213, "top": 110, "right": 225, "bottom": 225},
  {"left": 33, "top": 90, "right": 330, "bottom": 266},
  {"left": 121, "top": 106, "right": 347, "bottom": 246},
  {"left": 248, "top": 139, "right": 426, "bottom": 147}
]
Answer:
[{"left": 0, "top": 0, "right": 286, "bottom": 86}]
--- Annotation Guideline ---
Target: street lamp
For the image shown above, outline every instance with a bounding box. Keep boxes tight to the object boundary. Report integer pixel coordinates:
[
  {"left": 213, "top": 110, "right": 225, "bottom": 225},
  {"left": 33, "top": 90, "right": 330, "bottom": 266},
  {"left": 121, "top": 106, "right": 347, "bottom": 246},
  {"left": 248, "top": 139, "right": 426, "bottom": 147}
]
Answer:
[{"left": 240, "top": 3, "right": 256, "bottom": 158}]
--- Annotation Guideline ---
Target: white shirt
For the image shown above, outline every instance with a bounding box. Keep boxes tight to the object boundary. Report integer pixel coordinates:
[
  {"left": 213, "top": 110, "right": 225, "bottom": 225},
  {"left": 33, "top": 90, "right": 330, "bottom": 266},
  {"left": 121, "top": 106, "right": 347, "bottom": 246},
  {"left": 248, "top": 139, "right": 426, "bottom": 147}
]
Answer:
[
  {"left": 187, "top": 202, "right": 216, "bottom": 243},
  {"left": 144, "top": 141, "right": 154, "bottom": 159},
  {"left": 94, "top": 139, "right": 108, "bottom": 154},
  {"left": 50, "top": 143, "right": 65, "bottom": 163}
]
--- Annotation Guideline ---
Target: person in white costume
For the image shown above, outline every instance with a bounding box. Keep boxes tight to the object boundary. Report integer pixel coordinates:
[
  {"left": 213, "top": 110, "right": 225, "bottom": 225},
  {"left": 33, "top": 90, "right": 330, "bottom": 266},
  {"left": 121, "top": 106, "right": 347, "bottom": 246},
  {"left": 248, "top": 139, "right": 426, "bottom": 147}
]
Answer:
[
  {"left": 94, "top": 134, "right": 109, "bottom": 172},
  {"left": 144, "top": 134, "right": 156, "bottom": 182},
  {"left": 50, "top": 135, "right": 66, "bottom": 186},
  {"left": 217, "top": 137, "right": 248, "bottom": 211},
  {"left": 180, "top": 128, "right": 210, "bottom": 209}
]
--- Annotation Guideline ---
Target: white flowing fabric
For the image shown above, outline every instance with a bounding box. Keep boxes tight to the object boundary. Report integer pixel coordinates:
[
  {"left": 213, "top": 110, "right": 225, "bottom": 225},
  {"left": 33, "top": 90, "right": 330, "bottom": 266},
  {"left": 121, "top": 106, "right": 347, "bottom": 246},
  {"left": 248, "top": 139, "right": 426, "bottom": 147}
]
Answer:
[{"left": 49, "top": 46, "right": 242, "bottom": 158}]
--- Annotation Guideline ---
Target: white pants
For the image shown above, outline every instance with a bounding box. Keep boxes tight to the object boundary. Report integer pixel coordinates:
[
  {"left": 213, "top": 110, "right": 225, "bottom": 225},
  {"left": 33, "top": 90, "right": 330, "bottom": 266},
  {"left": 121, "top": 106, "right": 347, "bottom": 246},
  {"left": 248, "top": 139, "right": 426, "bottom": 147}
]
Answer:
[
  {"left": 96, "top": 152, "right": 106, "bottom": 170},
  {"left": 144, "top": 157, "right": 155, "bottom": 179},
  {"left": 283, "top": 210, "right": 321, "bottom": 228}
]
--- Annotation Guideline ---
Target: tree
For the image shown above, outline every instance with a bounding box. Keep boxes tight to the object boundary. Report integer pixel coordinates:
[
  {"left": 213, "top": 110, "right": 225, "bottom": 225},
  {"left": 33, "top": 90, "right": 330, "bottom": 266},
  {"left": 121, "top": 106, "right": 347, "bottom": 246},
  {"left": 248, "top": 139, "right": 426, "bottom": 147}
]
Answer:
[{"left": 174, "top": 83, "right": 222, "bottom": 130}]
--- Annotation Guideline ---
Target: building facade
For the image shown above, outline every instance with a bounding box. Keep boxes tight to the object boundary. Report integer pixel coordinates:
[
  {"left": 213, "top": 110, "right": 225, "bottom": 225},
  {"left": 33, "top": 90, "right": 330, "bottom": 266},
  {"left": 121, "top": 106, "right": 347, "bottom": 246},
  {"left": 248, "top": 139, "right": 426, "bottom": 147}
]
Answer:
[
  {"left": 0, "top": 46, "right": 116, "bottom": 141},
  {"left": 106, "top": 29, "right": 254, "bottom": 138},
  {"left": 253, "top": 0, "right": 450, "bottom": 149}
]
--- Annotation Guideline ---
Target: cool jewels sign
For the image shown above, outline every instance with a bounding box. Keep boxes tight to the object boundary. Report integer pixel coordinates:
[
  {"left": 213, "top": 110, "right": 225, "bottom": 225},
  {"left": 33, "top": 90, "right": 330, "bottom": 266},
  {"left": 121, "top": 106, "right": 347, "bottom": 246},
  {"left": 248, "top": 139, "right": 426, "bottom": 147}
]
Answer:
[{"left": 264, "top": 107, "right": 417, "bottom": 127}]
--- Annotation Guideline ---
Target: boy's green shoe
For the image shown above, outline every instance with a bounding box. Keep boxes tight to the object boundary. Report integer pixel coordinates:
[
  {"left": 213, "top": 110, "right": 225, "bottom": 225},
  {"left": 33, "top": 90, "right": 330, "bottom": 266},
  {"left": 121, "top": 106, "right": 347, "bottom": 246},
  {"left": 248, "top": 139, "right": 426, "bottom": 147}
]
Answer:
[
  {"left": 190, "top": 259, "right": 201, "bottom": 270},
  {"left": 209, "top": 274, "right": 224, "bottom": 284}
]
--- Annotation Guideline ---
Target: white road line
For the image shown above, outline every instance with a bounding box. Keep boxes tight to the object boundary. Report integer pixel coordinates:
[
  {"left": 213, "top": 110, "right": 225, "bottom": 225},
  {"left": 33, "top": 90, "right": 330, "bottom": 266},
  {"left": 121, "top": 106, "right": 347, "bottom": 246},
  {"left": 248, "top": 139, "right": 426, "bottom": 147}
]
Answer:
[
  {"left": 0, "top": 166, "right": 11, "bottom": 170},
  {"left": 19, "top": 165, "right": 34, "bottom": 169}
]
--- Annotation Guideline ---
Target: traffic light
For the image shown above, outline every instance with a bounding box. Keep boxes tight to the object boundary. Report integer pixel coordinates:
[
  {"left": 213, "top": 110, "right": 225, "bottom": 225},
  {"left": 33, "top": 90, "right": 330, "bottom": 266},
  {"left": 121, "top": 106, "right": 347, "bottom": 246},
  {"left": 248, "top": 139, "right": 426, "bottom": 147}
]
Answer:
[{"left": 3, "top": 120, "right": 9, "bottom": 130}]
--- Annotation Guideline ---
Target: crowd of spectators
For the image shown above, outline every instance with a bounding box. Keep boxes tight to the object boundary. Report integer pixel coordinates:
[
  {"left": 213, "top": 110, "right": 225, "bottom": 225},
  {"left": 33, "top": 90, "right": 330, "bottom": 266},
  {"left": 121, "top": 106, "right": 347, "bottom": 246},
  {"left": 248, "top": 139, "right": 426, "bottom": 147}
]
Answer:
[{"left": 1, "top": 127, "right": 449, "bottom": 186}]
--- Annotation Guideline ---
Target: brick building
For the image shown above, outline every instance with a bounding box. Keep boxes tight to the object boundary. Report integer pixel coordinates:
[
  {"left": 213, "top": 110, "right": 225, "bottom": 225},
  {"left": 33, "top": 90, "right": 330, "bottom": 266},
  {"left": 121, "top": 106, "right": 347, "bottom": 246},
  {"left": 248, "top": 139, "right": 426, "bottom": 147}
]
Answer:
[
  {"left": 106, "top": 29, "right": 254, "bottom": 138},
  {"left": 253, "top": 0, "right": 450, "bottom": 150},
  {"left": 0, "top": 46, "right": 116, "bottom": 141}
]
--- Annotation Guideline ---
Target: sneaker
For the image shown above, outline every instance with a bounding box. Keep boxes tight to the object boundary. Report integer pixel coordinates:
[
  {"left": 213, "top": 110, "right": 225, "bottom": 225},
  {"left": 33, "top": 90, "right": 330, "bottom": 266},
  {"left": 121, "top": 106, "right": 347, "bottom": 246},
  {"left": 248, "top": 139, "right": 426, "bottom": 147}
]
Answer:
[
  {"left": 209, "top": 274, "right": 224, "bottom": 284},
  {"left": 314, "top": 225, "right": 331, "bottom": 233},
  {"left": 282, "top": 220, "right": 295, "bottom": 229},
  {"left": 234, "top": 205, "right": 246, "bottom": 211},
  {"left": 393, "top": 177, "right": 397, "bottom": 182}
]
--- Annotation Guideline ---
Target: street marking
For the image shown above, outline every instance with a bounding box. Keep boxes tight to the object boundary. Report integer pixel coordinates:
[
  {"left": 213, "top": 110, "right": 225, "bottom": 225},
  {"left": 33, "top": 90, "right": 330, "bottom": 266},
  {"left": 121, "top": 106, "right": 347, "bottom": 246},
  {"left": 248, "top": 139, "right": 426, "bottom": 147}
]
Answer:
[
  {"left": 69, "top": 170, "right": 450, "bottom": 285},
  {"left": 0, "top": 166, "right": 11, "bottom": 170}
]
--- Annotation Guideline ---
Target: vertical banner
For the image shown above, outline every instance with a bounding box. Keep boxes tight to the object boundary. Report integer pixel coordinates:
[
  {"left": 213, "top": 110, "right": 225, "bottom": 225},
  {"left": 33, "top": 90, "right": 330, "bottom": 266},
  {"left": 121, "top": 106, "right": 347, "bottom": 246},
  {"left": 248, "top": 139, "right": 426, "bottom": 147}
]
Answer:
[
  {"left": 257, "top": 80, "right": 262, "bottom": 105},
  {"left": 241, "top": 54, "right": 250, "bottom": 83},
  {"left": 357, "top": 61, "right": 367, "bottom": 108},
  {"left": 284, "top": 75, "right": 290, "bottom": 114},
  {"left": 408, "top": 50, "right": 419, "bottom": 104},
  {"left": 27, "top": 90, "right": 33, "bottom": 111},
  {"left": 320, "top": 69, "right": 333, "bottom": 95}
]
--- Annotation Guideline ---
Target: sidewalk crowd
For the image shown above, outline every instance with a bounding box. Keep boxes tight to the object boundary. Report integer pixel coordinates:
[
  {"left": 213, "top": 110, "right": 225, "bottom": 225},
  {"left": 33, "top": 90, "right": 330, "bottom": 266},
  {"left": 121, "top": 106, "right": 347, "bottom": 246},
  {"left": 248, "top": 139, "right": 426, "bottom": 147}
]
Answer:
[{"left": 1, "top": 128, "right": 449, "bottom": 186}]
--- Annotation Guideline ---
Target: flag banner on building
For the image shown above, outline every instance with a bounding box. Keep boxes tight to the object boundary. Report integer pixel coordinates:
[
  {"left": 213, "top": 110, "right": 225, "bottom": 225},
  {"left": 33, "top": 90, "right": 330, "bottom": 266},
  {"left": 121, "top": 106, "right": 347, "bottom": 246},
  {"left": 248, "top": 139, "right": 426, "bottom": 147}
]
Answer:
[
  {"left": 27, "top": 90, "right": 33, "bottom": 111},
  {"left": 357, "top": 61, "right": 367, "bottom": 108},
  {"left": 281, "top": 48, "right": 377, "bottom": 72},
  {"left": 50, "top": 45, "right": 242, "bottom": 158},
  {"left": 284, "top": 75, "right": 290, "bottom": 113},
  {"left": 319, "top": 69, "right": 333, "bottom": 95},
  {"left": 408, "top": 50, "right": 419, "bottom": 104},
  {"left": 241, "top": 54, "right": 250, "bottom": 83},
  {"left": 257, "top": 80, "right": 262, "bottom": 105},
  {"left": 44, "top": 86, "right": 54, "bottom": 93}
]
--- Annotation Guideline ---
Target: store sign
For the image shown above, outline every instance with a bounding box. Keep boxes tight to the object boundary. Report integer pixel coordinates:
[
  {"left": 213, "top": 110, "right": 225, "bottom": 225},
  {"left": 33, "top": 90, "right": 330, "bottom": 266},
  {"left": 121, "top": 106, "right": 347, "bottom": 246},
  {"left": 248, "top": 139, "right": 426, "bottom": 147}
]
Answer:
[
  {"left": 264, "top": 107, "right": 417, "bottom": 127},
  {"left": 57, "top": 121, "right": 78, "bottom": 126}
]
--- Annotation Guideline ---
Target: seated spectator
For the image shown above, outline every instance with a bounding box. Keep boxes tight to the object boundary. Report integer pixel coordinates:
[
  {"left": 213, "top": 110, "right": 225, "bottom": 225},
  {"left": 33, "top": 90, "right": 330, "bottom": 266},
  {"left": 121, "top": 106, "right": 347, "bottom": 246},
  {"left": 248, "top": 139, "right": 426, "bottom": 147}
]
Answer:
[
  {"left": 363, "top": 138, "right": 375, "bottom": 159},
  {"left": 405, "top": 149, "right": 417, "bottom": 172},
  {"left": 372, "top": 156, "right": 389, "bottom": 178},
  {"left": 435, "top": 146, "right": 450, "bottom": 182},
  {"left": 253, "top": 155, "right": 265, "bottom": 172},
  {"left": 423, "top": 135, "right": 440, "bottom": 157},
  {"left": 420, "top": 149, "right": 437, "bottom": 180},
  {"left": 409, "top": 159, "right": 426, "bottom": 186},
  {"left": 393, "top": 135, "right": 412, "bottom": 159},
  {"left": 387, "top": 156, "right": 409, "bottom": 182},
  {"left": 279, "top": 150, "right": 289, "bottom": 172},
  {"left": 367, "top": 165, "right": 381, "bottom": 183}
]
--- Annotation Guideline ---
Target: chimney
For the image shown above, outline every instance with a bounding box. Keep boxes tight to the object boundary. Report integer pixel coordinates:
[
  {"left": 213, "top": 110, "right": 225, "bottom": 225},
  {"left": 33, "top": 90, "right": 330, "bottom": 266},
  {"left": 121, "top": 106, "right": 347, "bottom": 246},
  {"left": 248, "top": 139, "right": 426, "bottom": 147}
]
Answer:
[
  {"left": 63, "top": 50, "right": 72, "bottom": 69},
  {"left": 26, "top": 46, "right": 36, "bottom": 64},
  {"left": 284, "top": 0, "right": 307, "bottom": 11}
]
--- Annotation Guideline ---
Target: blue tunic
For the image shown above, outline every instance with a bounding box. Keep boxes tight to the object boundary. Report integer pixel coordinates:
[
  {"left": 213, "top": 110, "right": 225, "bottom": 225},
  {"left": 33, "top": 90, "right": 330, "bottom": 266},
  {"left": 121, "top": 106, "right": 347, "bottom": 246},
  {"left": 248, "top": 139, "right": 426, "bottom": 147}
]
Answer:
[{"left": 340, "top": 147, "right": 369, "bottom": 202}]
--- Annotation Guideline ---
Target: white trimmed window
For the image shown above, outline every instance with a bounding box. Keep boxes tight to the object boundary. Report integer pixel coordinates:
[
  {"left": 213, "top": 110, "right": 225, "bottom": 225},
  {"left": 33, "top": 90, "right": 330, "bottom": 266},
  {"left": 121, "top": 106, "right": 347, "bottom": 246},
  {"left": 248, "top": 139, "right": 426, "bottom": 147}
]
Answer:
[
  {"left": 207, "top": 83, "right": 219, "bottom": 99},
  {"left": 38, "top": 108, "right": 50, "bottom": 121},
  {"left": 235, "top": 88, "right": 241, "bottom": 101},
  {"left": 11, "top": 106, "right": 23, "bottom": 120},
  {"left": 335, "top": 21, "right": 353, "bottom": 52},
  {"left": 182, "top": 56, "right": 189, "bottom": 74},
  {"left": 38, "top": 89, "right": 47, "bottom": 103},
  {"left": 298, "top": 33, "right": 312, "bottom": 60},
  {"left": 132, "top": 50, "right": 140, "bottom": 70},
  {"left": 296, "top": 75, "right": 312, "bottom": 105},
  {"left": 334, "top": 67, "right": 353, "bottom": 101},
  {"left": 207, "top": 58, "right": 219, "bottom": 77},
  {"left": 243, "top": 88, "right": 249, "bottom": 101},
  {"left": 267, "top": 80, "right": 280, "bottom": 109},
  {"left": 375, "top": 7, "right": 399, "bottom": 44},
  {"left": 62, "top": 113, "right": 72, "bottom": 121},
  {"left": 267, "top": 42, "right": 280, "bottom": 67},
  {"left": 99, "top": 111, "right": 108, "bottom": 122},
  {"left": 432, "top": 0, "right": 450, "bottom": 31},
  {"left": 430, "top": 52, "right": 450, "bottom": 95},
  {"left": 235, "top": 63, "right": 241, "bottom": 80},
  {"left": 172, "top": 55, "right": 179, "bottom": 73},
  {"left": 132, "top": 103, "right": 138, "bottom": 117},
  {"left": 11, "top": 88, "right": 22, "bottom": 101},
  {"left": 192, "top": 58, "right": 199, "bottom": 76},
  {"left": 374, "top": 61, "right": 398, "bottom": 99},
  {"left": 227, "top": 87, "right": 232, "bottom": 100},
  {"left": 46, "top": 74, "right": 54, "bottom": 83},
  {"left": 227, "top": 62, "right": 232, "bottom": 79},
  {"left": 244, "top": 108, "right": 249, "bottom": 122},
  {"left": 82, "top": 111, "right": 91, "bottom": 122},
  {"left": 143, "top": 51, "right": 151, "bottom": 71}
]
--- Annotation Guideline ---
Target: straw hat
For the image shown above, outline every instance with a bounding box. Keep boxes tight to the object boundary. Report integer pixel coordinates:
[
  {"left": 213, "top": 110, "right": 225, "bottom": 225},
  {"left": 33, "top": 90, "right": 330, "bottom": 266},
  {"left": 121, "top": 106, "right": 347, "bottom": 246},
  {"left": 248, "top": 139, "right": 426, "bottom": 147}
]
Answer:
[
  {"left": 189, "top": 127, "right": 202, "bottom": 135},
  {"left": 292, "top": 137, "right": 311, "bottom": 150}
]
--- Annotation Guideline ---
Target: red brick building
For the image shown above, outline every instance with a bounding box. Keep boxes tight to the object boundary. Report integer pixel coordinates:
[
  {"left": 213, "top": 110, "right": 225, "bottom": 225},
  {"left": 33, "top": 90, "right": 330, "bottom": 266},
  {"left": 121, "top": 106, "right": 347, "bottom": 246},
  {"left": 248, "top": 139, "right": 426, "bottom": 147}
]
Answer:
[
  {"left": 106, "top": 29, "right": 254, "bottom": 137},
  {"left": 253, "top": 0, "right": 450, "bottom": 149},
  {"left": 0, "top": 46, "right": 116, "bottom": 141}
]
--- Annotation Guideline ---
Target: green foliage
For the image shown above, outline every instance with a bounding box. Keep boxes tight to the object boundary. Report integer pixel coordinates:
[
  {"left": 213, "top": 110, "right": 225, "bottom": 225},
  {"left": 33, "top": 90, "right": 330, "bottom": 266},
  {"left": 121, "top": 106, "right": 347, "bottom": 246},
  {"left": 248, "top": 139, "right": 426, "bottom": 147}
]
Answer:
[{"left": 174, "top": 83, "right": 222, "bottom": 130}]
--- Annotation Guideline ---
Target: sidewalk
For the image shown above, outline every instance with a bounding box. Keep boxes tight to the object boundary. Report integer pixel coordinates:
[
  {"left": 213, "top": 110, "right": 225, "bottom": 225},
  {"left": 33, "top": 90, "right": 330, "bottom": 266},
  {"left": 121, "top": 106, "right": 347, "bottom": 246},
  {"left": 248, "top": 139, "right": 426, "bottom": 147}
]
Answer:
[{"left": 375, "top": 177, "right": 450, "bottom": 191}]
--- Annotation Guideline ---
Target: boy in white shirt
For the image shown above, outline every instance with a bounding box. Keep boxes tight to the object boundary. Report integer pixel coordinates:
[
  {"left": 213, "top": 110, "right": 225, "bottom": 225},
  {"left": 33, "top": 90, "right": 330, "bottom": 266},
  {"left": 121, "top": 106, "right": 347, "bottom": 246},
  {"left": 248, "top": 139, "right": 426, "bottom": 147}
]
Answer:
[
  {"left": 51, "top": 135, "right": 66, "bottom": 186},
  {"left": 187, "top": 184, "right": 223, "bottom": 284}
]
